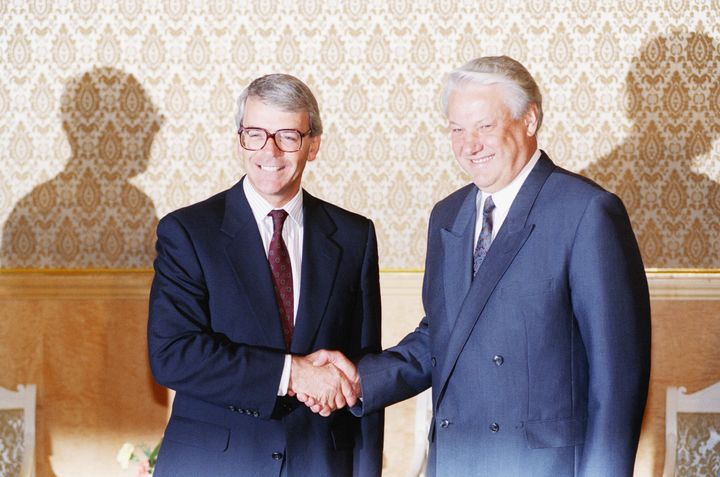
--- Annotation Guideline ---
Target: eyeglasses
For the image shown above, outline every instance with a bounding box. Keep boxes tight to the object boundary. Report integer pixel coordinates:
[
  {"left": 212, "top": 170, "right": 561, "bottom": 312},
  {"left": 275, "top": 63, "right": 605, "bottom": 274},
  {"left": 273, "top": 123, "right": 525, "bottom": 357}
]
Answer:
[{"left": 238, "top": 126, "right": 312, "bottom": 153}]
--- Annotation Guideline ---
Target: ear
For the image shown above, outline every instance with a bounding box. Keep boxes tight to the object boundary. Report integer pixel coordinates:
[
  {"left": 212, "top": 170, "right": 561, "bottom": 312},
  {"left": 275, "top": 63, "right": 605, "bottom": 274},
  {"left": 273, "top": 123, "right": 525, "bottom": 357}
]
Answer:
[
  {"left": 307, "top": 135, "right": 321, "bottom": 162},
  {"left": 524, "top": 104, "right": 539, "bottom": 136}
]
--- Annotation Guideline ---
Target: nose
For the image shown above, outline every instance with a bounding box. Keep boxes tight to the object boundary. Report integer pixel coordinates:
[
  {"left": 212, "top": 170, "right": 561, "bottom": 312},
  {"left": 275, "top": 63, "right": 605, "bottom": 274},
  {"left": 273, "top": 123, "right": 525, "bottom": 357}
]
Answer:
[{"left": 462, "top": 130, "right": 484, "bottom": 155}]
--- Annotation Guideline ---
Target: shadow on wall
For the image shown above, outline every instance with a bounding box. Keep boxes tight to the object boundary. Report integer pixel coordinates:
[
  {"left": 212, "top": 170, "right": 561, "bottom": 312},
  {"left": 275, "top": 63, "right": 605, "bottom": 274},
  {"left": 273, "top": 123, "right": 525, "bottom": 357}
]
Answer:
[
  {"left": 1, "top": 67, "right": 161, "bottom": 268},
  {"left": 581, "top": 31, "right": 720, "bottom": 269}
]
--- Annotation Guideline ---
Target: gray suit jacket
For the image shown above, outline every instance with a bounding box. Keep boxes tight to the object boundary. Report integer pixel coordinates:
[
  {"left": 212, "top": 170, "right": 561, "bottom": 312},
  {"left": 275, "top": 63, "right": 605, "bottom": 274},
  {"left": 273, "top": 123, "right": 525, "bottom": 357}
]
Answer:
[{"left": 358, "top": 153, "right": 651, "bottom": 477}]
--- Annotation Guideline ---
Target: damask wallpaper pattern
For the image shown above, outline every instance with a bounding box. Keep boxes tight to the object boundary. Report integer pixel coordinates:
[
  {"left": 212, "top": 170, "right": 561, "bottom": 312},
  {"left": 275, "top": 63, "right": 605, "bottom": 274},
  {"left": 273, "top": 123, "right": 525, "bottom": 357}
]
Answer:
[{"left": 1, "top": 1, "right": 718, "bottom": 269}]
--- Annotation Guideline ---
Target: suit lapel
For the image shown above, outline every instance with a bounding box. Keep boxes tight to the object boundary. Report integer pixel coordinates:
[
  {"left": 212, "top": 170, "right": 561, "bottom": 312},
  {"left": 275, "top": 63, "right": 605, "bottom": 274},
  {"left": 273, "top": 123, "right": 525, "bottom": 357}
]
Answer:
[
  {"left": 440, "top": 187, "right": 477, "bottom": 333},
  {"left": 291, "top": 192, "right": 341, "bottom": 354},
  {"left": 221, "top": 178, "right": 286, "bottom": 349},
  {"left": 436, "top": 153, "right": 555, "bottom": 402}
]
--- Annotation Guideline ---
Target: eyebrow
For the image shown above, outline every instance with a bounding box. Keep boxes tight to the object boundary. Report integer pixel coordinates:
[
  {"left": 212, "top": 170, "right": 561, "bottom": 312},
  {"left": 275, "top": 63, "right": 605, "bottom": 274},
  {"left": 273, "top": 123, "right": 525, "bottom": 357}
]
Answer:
[{"left": 448, "top": 118, "right": 494, "bottom": 127}]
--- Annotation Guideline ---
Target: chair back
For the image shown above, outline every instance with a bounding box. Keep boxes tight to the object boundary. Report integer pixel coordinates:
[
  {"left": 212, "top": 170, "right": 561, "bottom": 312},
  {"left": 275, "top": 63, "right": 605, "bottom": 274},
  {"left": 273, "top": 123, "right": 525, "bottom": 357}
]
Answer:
[
  {"left": 0, "top": 384, "right": 36, "bottom": 477},
  {"left": 663, "top": 382, "right": 720, "bottom": 477}
]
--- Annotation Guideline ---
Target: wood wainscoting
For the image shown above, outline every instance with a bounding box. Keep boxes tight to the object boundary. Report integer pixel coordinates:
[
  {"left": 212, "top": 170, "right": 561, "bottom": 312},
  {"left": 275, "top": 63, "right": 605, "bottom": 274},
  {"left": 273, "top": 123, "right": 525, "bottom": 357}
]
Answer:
[{"left": 1, "top": 270, "right": 718, "bottom": 477}]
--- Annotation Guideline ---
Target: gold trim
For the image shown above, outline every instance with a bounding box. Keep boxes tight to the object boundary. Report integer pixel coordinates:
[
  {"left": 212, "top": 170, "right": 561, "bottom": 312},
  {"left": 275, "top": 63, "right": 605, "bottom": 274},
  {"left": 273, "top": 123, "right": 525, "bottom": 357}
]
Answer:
[
  {"left": 1, "top": 267, "right": 718, "bottom": 275},
  {"left": 0, "top": 268, "right": 154, "bottom": 274},
  {"left": 645, "top": 268, "right": 720, "bottom": 275},
  {"left": 1, "top": 268, "right": 720, "bottom": 275},
  {"left": 0, "top": 270, "right": 153, "bottom": 298}
]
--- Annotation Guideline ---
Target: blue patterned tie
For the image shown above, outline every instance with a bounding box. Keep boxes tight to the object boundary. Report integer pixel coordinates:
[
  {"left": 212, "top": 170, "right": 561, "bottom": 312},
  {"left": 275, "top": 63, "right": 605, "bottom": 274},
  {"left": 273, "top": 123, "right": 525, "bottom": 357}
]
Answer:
[{"left": 473, "top": 196, "right": 495, "bottom": 278}]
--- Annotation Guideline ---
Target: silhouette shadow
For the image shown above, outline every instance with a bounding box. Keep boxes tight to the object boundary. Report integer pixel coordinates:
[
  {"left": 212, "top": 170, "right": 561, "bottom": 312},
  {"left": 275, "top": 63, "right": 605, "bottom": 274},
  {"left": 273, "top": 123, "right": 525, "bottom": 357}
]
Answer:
[
  {"left": 1, "top": 67, "right": 161, "bottom": 268},
  {"left": 581, "top": 31, "right": 720, "bottom": 268}
]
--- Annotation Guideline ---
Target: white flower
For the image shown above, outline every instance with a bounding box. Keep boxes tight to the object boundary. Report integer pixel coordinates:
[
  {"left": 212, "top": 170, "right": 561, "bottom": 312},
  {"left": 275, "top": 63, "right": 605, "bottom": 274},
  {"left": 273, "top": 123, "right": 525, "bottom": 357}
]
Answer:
[{"left": 116, "top": 442, "right": 135, "bottom": 469}]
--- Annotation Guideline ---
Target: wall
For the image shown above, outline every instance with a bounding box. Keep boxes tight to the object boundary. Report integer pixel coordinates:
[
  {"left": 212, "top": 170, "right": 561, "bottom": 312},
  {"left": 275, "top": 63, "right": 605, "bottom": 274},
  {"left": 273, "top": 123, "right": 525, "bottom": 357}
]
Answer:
[
  {"left": 2, "top": 2, "right": 718, "bottom": 476},
  {"left": 2, "top": 1, "right": 719, "bottom": 269}
]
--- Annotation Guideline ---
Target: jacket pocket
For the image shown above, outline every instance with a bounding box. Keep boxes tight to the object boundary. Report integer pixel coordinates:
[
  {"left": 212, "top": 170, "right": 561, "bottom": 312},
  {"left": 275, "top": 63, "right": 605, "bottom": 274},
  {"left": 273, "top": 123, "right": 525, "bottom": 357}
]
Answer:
[
  {"left": 164, "top": 415, "right": 230, "bottom": 452},
  {"left": 524, "top": 416, "right": 586, "bottom": 449}
]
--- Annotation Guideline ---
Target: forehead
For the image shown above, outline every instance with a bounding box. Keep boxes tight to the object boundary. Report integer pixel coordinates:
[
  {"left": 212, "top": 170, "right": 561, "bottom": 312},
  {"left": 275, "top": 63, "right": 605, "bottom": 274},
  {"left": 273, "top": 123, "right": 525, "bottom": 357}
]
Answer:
[
  {"left": 447, "top": 83, "right": 511, "bottom": 122},
  {"left": 243, "top": 95, "right": 309, "bottom": 129}
]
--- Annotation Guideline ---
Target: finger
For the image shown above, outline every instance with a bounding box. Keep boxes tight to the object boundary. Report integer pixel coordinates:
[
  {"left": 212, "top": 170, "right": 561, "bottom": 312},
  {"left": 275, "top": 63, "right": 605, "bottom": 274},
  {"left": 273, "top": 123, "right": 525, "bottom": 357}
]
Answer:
[
  {"left": 311, "top": 350, "right": 331, "bottom": 367},
  {"left": 310, "top": 403, "right": 323, "bottom": 414},
  {"left": 318, "top": 393, "right": 336, "bottom": 411},
  {"left": 334, "top": 388, "right": 347, "bottom": 410},
  {"left": 328, "top": 353, "right": 358, "bottom": 382},
  {"left": 339, "top": 374, "right": 357, "bottom": 407},
  {"left": 287, "top": 389, "right": 295, "bottom": 397},
  {"left": 295, "top": 392, "right": 308, "bottom": 403},
  {"left": 320, "top": 406, "right": 331, "bottom": 417}
]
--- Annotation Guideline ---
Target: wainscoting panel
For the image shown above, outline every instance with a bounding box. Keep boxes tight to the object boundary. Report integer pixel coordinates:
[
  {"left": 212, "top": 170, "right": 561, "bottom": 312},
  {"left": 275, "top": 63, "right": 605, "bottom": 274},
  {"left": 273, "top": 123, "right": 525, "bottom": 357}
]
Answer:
[{"left": 1, "top": 271, "right": 718, "bottom": 476}]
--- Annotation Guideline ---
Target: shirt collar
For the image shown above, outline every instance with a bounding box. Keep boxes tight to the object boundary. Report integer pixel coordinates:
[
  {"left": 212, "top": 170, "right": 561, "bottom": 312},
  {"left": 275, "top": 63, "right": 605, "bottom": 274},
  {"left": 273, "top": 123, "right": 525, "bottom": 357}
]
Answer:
[
  {"left": 242, "top": 177, "right": 304, "bottom": 226},
  {"left": 478, "top": 149, "right": 541, "bottom": 213}
]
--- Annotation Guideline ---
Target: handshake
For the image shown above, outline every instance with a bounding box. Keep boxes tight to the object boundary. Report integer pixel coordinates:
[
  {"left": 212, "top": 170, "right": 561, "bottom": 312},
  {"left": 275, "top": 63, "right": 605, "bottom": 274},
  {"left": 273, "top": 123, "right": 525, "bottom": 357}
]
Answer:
[{"left": 288, "top": 350, "right": 360, "bottom": 417}]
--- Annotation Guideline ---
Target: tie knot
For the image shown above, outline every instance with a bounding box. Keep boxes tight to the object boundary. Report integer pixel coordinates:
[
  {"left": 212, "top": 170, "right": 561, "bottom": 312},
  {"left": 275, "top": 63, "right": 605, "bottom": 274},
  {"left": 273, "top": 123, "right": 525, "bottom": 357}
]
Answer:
[
  {"left": 483, "top": 196, "right": 496, "bottom": 215},
  {"left": 268, "top": 209, "right": 289, "bottom": 232}
]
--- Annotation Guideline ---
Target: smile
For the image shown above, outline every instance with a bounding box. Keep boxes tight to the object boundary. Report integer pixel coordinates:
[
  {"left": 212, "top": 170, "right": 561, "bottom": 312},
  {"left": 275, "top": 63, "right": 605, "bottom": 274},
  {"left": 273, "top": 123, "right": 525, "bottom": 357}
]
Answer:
[
  {"left": 259, "top": 165, "right": 284, "bottom": 172},
  {"left": 470, "top": 154, "right": 494, "bottom": 164}
]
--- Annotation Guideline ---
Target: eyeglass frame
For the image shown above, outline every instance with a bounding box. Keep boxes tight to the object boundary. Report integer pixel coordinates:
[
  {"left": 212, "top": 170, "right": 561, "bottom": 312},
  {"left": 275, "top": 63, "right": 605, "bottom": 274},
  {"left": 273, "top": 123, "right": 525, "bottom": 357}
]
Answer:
[{"left": 237, "top": 125, "right": 313, "bottom": 153}]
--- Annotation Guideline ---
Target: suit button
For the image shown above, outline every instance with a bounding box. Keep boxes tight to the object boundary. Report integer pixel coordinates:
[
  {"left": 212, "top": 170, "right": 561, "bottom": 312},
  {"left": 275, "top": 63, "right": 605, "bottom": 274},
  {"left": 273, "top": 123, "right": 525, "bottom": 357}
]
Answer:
[
  {"left": 271, "top": 452, "right": 284, "bottom": 460},
  {"left": 253, "top": 410, "right": 260, "bottom": 417},
  {"left": 440, "top": 419, "right": 450, "bottom": 428},
  {"left": 493, "top": 355, "right": 504, "bottom": 366},
  {"left": 228, "top": 405, "right": 236, "bottom": 412},
  {"left": 490, "top": 422, "right": 500, "bottom": 433},
  {"left": 431, "top": 357, "right": 437, "bottom": 367}
]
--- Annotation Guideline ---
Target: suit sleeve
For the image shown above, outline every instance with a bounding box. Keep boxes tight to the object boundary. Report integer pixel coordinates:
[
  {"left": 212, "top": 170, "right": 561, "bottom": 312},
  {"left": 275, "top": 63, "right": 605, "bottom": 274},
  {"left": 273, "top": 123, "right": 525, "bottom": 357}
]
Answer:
[
  {"left": 355, "top": 211, "right": 437, "bottom": 415},
  {"left": 354, "top": 219, "right": 385, "bottom": 477},
  {"left": 147, "top": 214, "right": 285, "bottom": 419},
  {"left": 569, "top": 192, "right": 651, "bottom": 476}
]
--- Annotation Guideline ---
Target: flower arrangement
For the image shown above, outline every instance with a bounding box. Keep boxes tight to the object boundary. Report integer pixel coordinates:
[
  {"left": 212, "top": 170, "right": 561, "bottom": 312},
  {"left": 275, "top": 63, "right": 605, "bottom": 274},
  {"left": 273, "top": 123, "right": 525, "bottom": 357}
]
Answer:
[{"left": 116, "top": 440, "right": 161, "bottom": 476}]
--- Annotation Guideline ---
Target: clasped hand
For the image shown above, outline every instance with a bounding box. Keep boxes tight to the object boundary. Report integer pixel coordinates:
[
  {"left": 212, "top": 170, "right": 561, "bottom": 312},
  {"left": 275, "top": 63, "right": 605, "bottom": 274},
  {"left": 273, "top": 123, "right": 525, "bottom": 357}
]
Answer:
[{"left": 288, "top": 350, "right": 359, "bottom": 417}]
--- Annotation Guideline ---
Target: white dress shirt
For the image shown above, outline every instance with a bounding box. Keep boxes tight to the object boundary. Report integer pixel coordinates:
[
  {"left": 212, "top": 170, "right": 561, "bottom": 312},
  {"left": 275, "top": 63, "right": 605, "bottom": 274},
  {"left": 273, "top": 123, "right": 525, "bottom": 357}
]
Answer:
[
  {"left": 243, "top": 178, "right": 303, "bottom": 395},
  {"left": 474, "top": 149, "right": 541, "bottom": 249}
]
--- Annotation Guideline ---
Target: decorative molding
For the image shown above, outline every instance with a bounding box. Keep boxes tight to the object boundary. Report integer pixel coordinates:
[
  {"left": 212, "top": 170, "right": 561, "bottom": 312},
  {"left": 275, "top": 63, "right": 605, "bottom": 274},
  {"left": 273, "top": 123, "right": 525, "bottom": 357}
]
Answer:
[
  {"left": 647, "top": 273, "right": 720, "bottom": 301},
  {"left": 0, "top": 270, "right": 153, "bottom": 298},
  {"left": 1, "top": 270, "right": 717, "bottom": 300}
]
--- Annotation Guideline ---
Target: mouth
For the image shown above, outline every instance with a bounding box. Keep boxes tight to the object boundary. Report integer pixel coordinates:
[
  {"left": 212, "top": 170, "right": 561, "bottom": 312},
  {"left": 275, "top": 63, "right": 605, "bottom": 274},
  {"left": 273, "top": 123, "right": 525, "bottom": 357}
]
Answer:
[
  {"left": 470, "top": 153, "right": 494, "bottom": 164},
  {"left": 258, "top": 165, "right": 284, "bottom": 172}
]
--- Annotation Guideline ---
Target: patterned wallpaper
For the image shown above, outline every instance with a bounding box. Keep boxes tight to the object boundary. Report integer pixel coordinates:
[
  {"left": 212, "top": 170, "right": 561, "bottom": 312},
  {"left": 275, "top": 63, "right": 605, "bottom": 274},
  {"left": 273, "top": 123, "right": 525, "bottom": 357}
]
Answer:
[{"left": 1, "top": 1, "right": 718, "bottom": 269}]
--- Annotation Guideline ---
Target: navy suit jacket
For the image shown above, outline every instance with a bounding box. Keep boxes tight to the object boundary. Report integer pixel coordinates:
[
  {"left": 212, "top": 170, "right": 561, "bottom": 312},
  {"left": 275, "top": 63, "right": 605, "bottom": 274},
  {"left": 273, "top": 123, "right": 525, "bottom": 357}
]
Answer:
[
  {"left": 148, "top": 178, "right": 383, "bottom": 477},
  {"left": 358, "top": 154, "right": 651, "bottom": 477}
]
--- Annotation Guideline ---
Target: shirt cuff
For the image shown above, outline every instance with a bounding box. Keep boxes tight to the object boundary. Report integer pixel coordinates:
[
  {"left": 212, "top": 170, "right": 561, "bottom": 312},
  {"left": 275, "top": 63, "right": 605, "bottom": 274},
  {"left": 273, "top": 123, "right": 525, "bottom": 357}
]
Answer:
[{"left": 277, "top": 354, "right": 292, "bottom": 396}]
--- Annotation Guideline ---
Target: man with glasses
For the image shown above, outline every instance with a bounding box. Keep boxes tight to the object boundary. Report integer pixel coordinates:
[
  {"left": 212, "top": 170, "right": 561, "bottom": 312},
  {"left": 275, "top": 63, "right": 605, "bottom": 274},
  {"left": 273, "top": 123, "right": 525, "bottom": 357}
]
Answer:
[{"left": 148, "top": 74, "right": 383, "bottom": 476}]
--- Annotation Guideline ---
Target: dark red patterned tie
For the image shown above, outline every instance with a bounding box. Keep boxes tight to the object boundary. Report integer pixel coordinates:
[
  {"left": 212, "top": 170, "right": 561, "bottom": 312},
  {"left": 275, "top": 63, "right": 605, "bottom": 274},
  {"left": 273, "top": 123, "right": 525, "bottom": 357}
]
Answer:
[{"left": 268, "top": 210, "right": 293, "bottom": 349}]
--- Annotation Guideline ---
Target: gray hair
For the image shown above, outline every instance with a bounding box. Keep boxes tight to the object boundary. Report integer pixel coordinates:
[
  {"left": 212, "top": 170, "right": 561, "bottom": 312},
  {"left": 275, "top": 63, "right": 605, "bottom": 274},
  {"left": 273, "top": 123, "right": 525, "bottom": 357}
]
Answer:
[
  {"left": 234, "top": 73, "right": 322, "bottom": 136},
  {"left": 441, "top": 56, "right": 543, "bottom": 132}
]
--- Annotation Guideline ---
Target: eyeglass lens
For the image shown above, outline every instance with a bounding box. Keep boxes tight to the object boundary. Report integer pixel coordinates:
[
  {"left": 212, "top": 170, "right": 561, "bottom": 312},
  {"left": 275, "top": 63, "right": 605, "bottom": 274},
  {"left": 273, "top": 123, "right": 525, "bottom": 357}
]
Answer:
[{"left": 240, "top": 127, "right": 304, "bottom": 152}]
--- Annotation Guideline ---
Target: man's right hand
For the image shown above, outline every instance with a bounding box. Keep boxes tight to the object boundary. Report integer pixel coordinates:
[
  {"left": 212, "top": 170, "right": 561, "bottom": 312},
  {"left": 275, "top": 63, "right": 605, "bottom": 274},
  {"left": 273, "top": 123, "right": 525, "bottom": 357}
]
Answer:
[{"left": 288, "top": 351, "right": 359, "bottom": 417}]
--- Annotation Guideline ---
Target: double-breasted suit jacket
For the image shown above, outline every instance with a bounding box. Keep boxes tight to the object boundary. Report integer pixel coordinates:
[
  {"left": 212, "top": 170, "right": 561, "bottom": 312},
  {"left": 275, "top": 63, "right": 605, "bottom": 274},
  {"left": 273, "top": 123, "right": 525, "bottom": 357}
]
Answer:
[
  {"left": 358, "top": 153, "right": 651, "bottom": 477},
  {"left": 148, "top": 178, "right": 384, "bottom": 476}
]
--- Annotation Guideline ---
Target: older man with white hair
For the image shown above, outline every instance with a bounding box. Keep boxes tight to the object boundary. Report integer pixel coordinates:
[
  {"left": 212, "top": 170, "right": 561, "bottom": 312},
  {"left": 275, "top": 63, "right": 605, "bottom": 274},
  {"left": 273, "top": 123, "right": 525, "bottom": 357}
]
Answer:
[{"left": 310, "top": 56, "right": 651, "bottom": 477}]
